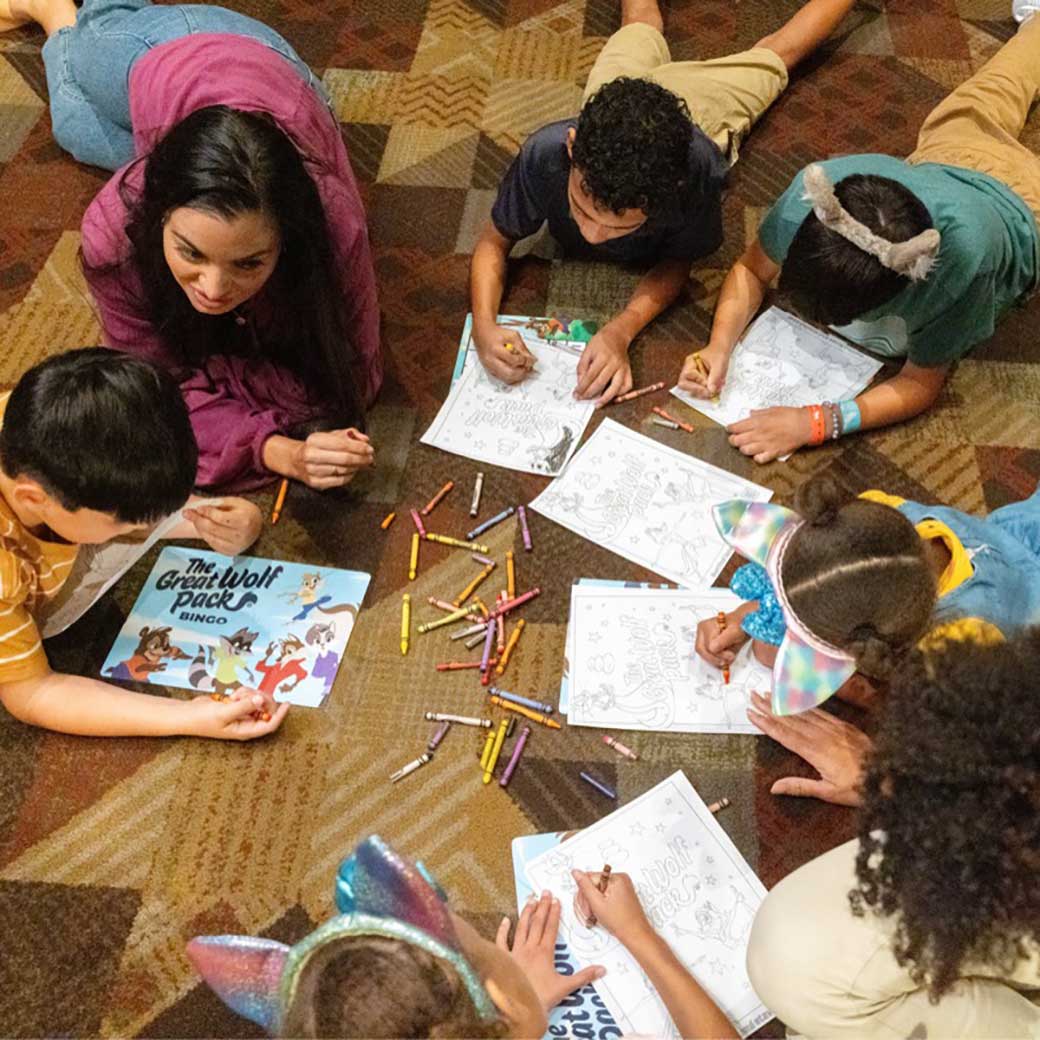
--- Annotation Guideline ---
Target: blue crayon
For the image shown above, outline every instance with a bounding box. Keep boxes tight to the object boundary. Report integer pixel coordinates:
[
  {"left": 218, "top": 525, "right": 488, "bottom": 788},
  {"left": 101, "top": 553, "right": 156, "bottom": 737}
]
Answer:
[
  {"left": 488, "top": 685, "right": 554, "bottom": 716},
  {"left": 466, "top": 506, "right": 515, "bottom": 541},
  {"left": 580, "top": 771, "right": 617, "bottom": 800}
]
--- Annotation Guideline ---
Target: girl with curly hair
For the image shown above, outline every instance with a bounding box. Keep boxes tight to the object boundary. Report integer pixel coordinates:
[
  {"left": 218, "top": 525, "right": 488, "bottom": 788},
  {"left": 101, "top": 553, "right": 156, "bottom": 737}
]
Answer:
[
  {"left": 746, "top": 631, "right": 1040, "bottom": 1036},
  {"left": 1, "top": 0, "right": 381, "bottom": 492}
]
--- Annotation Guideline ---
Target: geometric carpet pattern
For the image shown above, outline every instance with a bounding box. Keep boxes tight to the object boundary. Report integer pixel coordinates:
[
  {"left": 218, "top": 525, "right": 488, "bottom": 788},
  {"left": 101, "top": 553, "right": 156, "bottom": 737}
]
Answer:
[{"left": 1, "top": 0, "right": 1038, "bottom": 1033}]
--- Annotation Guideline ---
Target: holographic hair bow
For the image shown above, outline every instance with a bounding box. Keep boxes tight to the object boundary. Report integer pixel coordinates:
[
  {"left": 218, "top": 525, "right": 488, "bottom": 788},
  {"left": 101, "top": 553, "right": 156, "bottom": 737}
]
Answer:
[
  {"left": 714, "top": 500, "right": 857, "bottom": 715},
  {"left": 186, "top": 835, "right": 498, "bottom": 1034}
]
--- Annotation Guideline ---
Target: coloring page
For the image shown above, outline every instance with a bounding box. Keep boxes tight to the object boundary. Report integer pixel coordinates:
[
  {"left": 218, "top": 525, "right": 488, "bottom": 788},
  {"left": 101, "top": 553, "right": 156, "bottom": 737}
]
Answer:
[
  {"left": 670, "top": 307, "right": 882, "bottom": 443},
  {"left": 101, "top": 547, "right": 370, "bottom": 708},
  {"left": 524, "top": 772, "right": 773, "bottom": 1039},
  {"left": 560, "top": 578, "right": 672, "bottom": 715},
  {"left": 530, "top": 419, "right": 772, "bottom": 587},
  {"left": 421, "top": 314, "right": 596, "bottom": 476},
  {"left": 568, "top": 586, "right": 770, "bottom": 733},
  {"left": 512, "top": 832, "right": 620, "bottom": 1040}
]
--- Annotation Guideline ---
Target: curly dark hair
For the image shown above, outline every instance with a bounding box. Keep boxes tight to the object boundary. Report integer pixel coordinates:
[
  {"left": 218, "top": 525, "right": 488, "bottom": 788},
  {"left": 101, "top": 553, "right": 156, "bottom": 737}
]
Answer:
[
  {"left": 851, "top": 629, "right": 1040, "bottom": 1000},
  {"left": 571, "top": 77, "right": 693, "bottom": 216}
]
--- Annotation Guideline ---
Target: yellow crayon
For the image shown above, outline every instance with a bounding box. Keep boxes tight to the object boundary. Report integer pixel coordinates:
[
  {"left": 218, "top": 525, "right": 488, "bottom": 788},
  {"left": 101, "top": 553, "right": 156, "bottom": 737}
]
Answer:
[
  {"left": 506, "top": 550, "right": 516, "bottom": 599},
  {"left": 400, "top": 594, "right": 411, "bottom": 655},
  {"left": 472, "top": 598, "right": 490, "bottom": 619},
  {"left": 453, "top": 563, "right": 495, "bottom": 607},
  {"left": 425, "top": 533, "right": 491, "bottom": 554},
  {"left": 495, "top": 619, "right": 525, "bottom": 676},
  {"left": 479, "top": 730, "right": 495, "bottom": 770},
  {"left": 483, "top": 720, "right": 509, "bottom": 784},
  {"left": 488, "top": 695, "right": 562, "bottom": 729},
  {"left": 693, "top": 353, "right": 720, "bottom": 404},
  {"left": 409, "top": 532, "right": 420, "bottom": 581},
  {"left": 417, "top": 606, "right": 472, "bottom": 634}
]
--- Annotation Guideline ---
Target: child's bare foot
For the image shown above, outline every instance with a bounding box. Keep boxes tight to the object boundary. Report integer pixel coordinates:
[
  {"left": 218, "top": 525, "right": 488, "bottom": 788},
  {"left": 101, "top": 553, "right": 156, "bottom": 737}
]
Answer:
[{"left": 0, "top": 0, "right": 76, "bottom": 34}]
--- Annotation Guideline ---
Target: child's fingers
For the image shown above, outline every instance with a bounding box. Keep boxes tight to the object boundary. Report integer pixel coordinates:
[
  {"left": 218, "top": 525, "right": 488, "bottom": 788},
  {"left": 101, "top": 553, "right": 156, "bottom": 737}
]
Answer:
[
  {"left": 495, "top": 916, "right": 511, "bottom": 951},
  {"left": 540, "top": 895, "right": 563, "bottom": 950},
  {"left": 526, "top": 891, "right": 553, "bottom": 945},
  {"left": 571, "top": 870, "right": 605, "bottom": 917},
  {"left": 515, "top": 896, "right": 536, "bottom": 946}
]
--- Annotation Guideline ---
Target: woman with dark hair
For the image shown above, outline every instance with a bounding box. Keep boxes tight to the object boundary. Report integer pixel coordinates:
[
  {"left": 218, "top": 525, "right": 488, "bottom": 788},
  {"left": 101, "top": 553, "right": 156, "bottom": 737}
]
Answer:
[
  {"left": 746, "top": 630, "right": 1040, "bottom": 1036},
  {"left": 677, "top": 5, "right": 1040, "bottom": 464},
  {"left": 2, "top": 0, "right": 381, "bottom": 490}
]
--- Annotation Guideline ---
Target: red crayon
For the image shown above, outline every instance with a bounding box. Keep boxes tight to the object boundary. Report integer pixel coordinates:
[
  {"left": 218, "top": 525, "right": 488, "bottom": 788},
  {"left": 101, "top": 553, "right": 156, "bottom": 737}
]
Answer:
[{"left": 492, "top": 587, "right": 542, "bottom": 617}]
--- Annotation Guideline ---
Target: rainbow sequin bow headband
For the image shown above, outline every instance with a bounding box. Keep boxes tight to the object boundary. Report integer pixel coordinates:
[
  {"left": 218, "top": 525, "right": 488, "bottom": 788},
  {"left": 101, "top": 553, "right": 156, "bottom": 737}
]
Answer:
[
  {"left": 713, "top": 500, "right": 857, "bottom": 715},
  {"left": 186, "top": 835, "right": 498, "bottom": 1033}
]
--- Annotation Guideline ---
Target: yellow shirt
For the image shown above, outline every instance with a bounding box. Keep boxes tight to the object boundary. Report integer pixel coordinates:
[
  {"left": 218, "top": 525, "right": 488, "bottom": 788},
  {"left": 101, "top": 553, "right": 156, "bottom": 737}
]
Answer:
[
  {"left": 0, "top": 393, "right": 79, "bottom": 683},
  {"left": 859, "top": 490, "right": 1003, "bottom": 646}
]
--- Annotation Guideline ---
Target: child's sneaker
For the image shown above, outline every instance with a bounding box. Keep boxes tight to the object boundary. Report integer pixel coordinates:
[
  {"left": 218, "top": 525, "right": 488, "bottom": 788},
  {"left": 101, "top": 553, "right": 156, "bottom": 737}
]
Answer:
[{"left": 1013, "top": 0, "right": 1040, "bottom": 23}]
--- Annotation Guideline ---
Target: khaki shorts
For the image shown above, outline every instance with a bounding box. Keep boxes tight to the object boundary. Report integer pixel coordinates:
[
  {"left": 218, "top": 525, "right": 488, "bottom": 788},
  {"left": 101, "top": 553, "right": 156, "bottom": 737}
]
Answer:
[
  {"left": 909, "top": 14, "right": 1040, "bottom": 226},
  {"left": 582, "top": 23, "right": 789, "bottom": 164}
]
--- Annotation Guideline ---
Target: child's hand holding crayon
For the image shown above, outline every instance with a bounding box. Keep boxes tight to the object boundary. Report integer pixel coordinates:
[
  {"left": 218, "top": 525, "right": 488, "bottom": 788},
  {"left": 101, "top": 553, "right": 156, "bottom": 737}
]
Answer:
[
  {"left": 677, "top": 344, "right": 729, "bottom": 400},
  {"left": 694, "top": 606, "right": 752, "bottom": 671},
  {"left": 190, "top": 688, "right": 289, "bottom": 741},
  {"left": 472, "top": 322, "right": 536, "bottom": 384}
]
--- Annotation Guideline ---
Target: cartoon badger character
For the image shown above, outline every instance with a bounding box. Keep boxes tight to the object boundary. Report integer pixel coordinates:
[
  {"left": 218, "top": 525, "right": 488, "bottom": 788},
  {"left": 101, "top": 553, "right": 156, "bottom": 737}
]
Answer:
[{"left": 106, "top": 626, "right": 190, "bottom": 681}]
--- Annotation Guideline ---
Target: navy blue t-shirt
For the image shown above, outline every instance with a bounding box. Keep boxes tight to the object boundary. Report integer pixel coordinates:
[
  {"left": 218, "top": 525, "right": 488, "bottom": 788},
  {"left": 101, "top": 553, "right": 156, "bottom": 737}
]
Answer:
[{"left": 490, "top": 118, "right": 728, "bottom": 265}]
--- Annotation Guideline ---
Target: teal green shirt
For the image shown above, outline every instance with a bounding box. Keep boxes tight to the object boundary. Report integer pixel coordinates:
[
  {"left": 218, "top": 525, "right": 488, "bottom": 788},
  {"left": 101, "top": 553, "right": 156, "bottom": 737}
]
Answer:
[{"left": 757, "top": 155, "right": 1039, "bottom": 367}]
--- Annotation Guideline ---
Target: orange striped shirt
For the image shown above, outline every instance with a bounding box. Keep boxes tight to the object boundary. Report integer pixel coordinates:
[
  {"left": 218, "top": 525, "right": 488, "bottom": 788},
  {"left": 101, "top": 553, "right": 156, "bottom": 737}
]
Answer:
[{"left": 0, "top": 394, "right": 79, "bottom": 683}]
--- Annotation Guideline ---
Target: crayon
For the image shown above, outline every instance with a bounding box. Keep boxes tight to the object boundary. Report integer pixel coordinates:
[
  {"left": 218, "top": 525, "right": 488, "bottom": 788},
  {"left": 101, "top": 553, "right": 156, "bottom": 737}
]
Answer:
[
  {"left": 492, "top": 587, "right": 541, "bottom": 618},
  {"left": 453, "top": 563, "right": 495, "bottom": 607},
  {"left": 479, "top": 730, "right": 496, "bottom": 770},
  {"left": 410, "top": 509, "right": 427, "bottom": 537},
  {"left": 417, "top": 606, "right": 472, "bottom": 634},
  {"left": 603, "top": 734, "right": 638, "bottom": 760},
  {"left": 518, "top": 505, "right": 532, "bottom": 551},
  {"left": 450, "top": 622, "right": 488, "bottom": 641},
  {"left": 496, "top": 593, "right": 506, "bottom": 655},
  {"left": 465, "top": 631, "right": 487, "bottom": 649},
  {"left": 428, "top": 720, "right": 451, "bottom": 752},
  {"left": 586, "top": 861, "right": 613, "bottom": 927},
  {"left": 471, "top": 552, "right": 495, "bottom": 566},
  {"left": 424, "top": 712, "right": 493, "bottom": 727},
  {"left": 692, "top": 353, "right": 720, "bottom": 404},
  {"left": 479, "top": 616, "right": 496, "bottom": 675},
  {"left": 400, "top": 594, "right": 411, "bottom": 655},
  {"left": 437, "top": 660, "right": 488, "bottom": 671},
  {"left": 470, "top": 471, "right": 485, "bottom": 517},
  {"left": 391, "top": 752, "right": 432, "bottom": 783},
  {"left": 612, "top": 381, "right": 666, "bottom": 404},
  {"left": 472, "top": 598, "right": 490, "bottom": 619},
  {"left": 428, "top": 597, "right": 481, "bottom": 620},
  {"left": 409, "top": 532, "right": 420, "bottom": 581},
  {"left": 489, "top": 686, "right": 554, "bottom": 715},
  {"left": 495, "top": 618, "right": 525, "bottom": 675},
  {"left": 499, "top": 725, "right": 531, "bottom": 787},
  {"left": 651, "top": 416, "right": 679, "bottom": 430},
  {"left": 425, "top": 533, "right": 491, "bottom": 554},
  {"left": 505, "top": 715, "right": 516, "bottom": 738},
  {"left": 421, "top": 480, "right": 454, "bottom": 516},
  {"left": 506, "top": 550, "right": 516, "bottom": 599},
  {"left": 707, "top": 796, "right": 731, "bottom": 815},
  {"left": 380, "top": 511, "right": 396, "bottom": 530},
  {"left": 270, "top": 478, "right": 289, "bottom": 525},
  {"left": 483, "top": 720, "right": 509, "bottom": 784},
  {"left": 651, "top": 406, "right": 693, "bottom": 433},
  {"left": 717, "top": 611, "right": 730, "bottom": 684},
  {"left": 488, "top": 696, "right": 561, "bottom": 729},
  {"left": 580, "top": 771, "right": 617, "bottom": 800},
  {"left": 467, "top": 506, "right": 514, "bottom": 541}
]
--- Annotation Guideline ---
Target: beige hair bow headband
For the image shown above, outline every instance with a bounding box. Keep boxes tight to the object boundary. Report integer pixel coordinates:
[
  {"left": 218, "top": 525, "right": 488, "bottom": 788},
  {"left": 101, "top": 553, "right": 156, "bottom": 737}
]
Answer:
[{"left": 802, "top": 164, "right": 941, "bottom": 282}]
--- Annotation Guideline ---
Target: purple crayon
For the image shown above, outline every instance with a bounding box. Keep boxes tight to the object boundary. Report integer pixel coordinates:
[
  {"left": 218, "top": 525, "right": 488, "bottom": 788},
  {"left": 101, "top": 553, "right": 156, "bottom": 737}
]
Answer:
[
  {"left": 479, "top": 614, "right": 496, "bottom": 674},
  {"left": 580, "top": 771, "right": 617, "bottom": 800},
  {"left": 499, "top": 725, "right": 531, "bottom": 787},
  {"left": 428, "top": 720, "right": 451, "bottom": 751},
  {"left": 467, "top": 506, "right": 514, "bottom": 542},
  {"left": 518, "top": 505, "right": 532, "bottom": 551},
  {"left": 410, "top": 509, "right": 427, "bottom": 537}
]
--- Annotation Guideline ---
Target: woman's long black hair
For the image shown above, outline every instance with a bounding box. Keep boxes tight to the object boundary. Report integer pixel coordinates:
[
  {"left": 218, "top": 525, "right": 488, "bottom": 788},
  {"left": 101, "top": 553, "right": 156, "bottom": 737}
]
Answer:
[{"left": 111, "top": 105, "right": 363, "bottom": 428}]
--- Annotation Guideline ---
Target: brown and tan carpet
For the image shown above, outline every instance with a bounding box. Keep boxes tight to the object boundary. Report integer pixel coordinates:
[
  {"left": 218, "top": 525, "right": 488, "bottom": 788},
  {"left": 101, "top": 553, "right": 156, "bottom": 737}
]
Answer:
[{"left": 2, "top": 0, "right": 1039, "bottom": 1035}]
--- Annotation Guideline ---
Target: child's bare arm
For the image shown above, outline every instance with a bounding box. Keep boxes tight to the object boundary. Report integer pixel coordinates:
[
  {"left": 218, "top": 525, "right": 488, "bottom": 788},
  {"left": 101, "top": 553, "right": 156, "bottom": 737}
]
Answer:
[{"left": 0, "top": 669, "right": 287, "bottom": 740}]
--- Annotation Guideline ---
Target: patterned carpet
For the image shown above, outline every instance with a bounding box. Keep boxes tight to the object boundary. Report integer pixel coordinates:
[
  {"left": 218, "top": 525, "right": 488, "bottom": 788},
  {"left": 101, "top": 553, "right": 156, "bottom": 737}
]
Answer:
[{"left": 1, "top": 0, "right": 1039, "bottom": 1035}]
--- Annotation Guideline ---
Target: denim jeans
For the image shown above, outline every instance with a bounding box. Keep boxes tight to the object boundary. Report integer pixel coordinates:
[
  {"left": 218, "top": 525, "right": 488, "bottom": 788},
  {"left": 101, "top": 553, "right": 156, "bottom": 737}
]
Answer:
[{"left": 41, "top": 0, "right": 324, "bottom": 170}]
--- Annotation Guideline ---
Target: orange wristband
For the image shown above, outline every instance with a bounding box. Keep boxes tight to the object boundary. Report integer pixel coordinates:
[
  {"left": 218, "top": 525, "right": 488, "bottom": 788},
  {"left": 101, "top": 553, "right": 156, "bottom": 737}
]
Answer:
[{"left": 806, "top": 404, "right": 827, "bottom": 446}]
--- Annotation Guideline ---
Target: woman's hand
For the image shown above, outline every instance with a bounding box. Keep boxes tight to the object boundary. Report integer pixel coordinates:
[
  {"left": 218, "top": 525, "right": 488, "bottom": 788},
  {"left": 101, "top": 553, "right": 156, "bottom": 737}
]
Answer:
[
  {"left": 747, "top": 690, "right": 871, "bottom": 806},
  {"left": 264, "top": 429, "right": 375, "bottom": 489},
  {"left": 496, "top": 891, "right": 604, "bottom": 1012},
  {"left": 183, "top": 499, "right": 262, "bottom": 555},
  {"left": 727, "top": 406, "right": 812, "bottom": 463}
]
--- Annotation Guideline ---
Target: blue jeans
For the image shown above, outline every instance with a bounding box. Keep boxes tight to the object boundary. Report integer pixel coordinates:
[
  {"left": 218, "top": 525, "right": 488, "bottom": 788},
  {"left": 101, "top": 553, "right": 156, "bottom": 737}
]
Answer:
[{"left": 41, "top": 0, "right": 325, "bottom": 170}]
